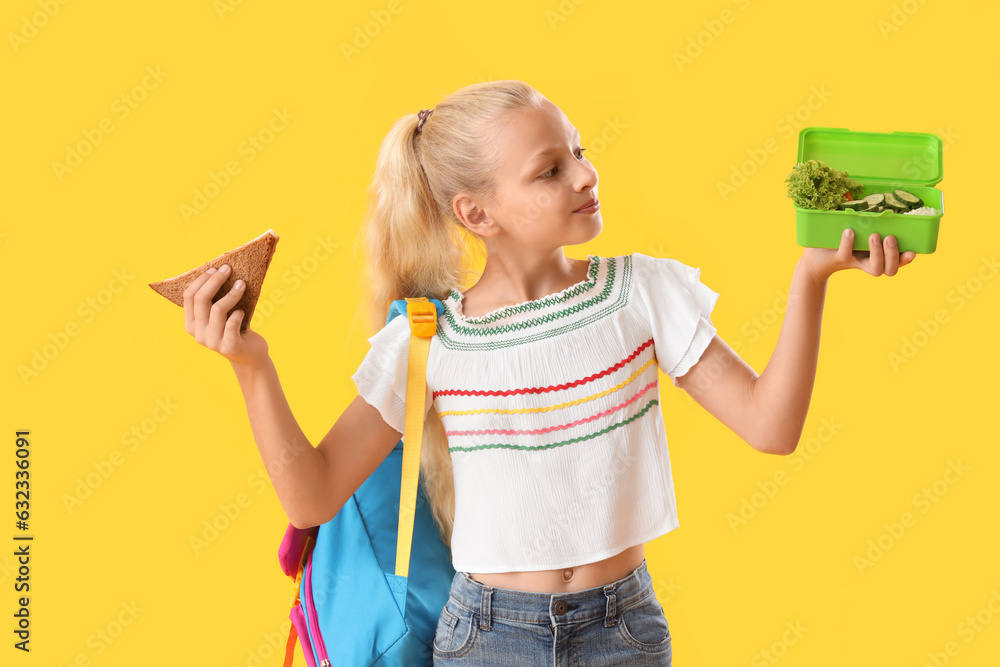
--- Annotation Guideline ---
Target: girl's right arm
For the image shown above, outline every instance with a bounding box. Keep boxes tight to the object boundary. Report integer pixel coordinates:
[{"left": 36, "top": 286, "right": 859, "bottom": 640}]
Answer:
[
  {"left": 184, "top": 264, "right": 403, "bottom": 529},
  {"left": 230, "top": 361, "right": 403, "bottom": 528}
]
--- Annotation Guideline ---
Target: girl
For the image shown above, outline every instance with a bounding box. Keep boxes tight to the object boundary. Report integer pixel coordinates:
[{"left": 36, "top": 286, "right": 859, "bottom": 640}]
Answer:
[{"left": 181, "top": 80, "right": 916, "bottom": 665}]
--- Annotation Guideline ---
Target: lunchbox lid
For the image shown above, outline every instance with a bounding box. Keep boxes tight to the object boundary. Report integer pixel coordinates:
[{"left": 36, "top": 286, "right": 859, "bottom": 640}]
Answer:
[{"left": 796, "top": 127, "right": 943, "bottom": 187}]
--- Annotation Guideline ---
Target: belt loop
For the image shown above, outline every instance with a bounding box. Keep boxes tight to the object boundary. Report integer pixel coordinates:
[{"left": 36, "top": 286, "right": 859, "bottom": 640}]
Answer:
[
  {"left": 603, "top": 584, "right": 617, "bottom": 627},
  {"left": 480, "top": 585, "right": 493, "bottom": 631}
]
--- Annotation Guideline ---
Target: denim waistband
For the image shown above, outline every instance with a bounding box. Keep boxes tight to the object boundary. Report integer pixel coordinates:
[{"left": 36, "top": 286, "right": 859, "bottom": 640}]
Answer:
[{"left": 448, "top": 558, "right": 655, "bottom": 630}]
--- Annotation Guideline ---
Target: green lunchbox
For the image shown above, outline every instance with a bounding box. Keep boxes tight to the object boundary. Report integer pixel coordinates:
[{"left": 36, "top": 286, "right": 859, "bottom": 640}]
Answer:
[{"left": 792, "top": 127, "right": 944, "bottom": 254}]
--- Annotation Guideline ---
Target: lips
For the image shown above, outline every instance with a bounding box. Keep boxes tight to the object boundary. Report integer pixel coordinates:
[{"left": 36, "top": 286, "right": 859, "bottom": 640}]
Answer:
[{"left": 574, "top": 197, "right": 599, "bottom": 212}]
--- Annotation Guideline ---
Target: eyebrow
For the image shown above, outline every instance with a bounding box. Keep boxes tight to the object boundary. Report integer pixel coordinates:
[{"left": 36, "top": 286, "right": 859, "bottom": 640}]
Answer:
[{"left": 525, "top": 129, "right": 582, "bottom": 171}]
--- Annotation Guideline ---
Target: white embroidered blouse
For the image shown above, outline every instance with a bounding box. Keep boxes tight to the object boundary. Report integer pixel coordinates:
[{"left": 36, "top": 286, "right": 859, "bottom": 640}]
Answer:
[{"left": 351, "top": 252, "right": 720, "bottom": 573}]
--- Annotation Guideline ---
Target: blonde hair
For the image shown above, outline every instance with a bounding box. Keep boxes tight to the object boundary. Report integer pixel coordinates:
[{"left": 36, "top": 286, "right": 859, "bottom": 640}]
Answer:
[{"left": 353, "top": 80, "right": 548, "bottom": 548}]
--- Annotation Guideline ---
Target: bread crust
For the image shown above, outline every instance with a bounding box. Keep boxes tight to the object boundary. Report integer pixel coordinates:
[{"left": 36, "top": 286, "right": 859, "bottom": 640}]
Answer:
[{"left": 149, "top": 229, "right": 279, "bottom": 332}]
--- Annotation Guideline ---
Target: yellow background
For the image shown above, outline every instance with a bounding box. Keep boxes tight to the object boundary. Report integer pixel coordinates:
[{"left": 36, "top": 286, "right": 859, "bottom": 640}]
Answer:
[{"left": 3, "top": 0, "right": 999, "bottom": 665}]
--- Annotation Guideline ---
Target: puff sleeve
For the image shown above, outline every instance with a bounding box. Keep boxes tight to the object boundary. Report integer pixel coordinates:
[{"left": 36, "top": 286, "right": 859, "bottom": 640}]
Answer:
[
  {"left": 632, "top": 252, "right": 720, "bottom": 387},
  {"left": 350, "top": 315, "right": 434, "bottom": 435}
]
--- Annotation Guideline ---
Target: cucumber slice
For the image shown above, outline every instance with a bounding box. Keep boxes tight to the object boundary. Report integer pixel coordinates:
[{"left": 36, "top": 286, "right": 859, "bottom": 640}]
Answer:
[
  {"left": 863, "top": 193, "right": 885, "bottom": 207},
  {"left": 883, "top": 193, "right": 907, "bottom": 211},
  {"left": 841, "top": 200, "right": 869, "bottom": 211},
  {"left": 894, "top": 189, "right": 923, "bottom": 208}
]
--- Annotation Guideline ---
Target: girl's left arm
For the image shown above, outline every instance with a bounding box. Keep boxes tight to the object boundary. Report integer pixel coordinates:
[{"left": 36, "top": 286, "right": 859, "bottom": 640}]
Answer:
[{"left": 674, "top": 229, "right": 917, "bottom": 455}]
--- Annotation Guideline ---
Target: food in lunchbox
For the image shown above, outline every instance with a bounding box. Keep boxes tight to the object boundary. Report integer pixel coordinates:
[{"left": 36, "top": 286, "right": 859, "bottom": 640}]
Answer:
[
  {"left": 862, "top": 193, "right": 885, "bottom": 208},
  {"left": 786, "top": 159, "right": 865, "bottom": 210},
  {"left": 836, "top": 188, "right": 926, "bottom": 214},
  {"left": 785, "top": 159, "right": 929, "bottom": 215},
  {"left": 903, "top": 206, "right": 940, "bottom": 216},
  {"left": 894, "top": 189, "right": 923, "bottom": 208}
]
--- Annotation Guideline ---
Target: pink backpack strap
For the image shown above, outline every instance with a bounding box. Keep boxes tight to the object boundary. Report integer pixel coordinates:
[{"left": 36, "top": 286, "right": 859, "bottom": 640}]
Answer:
[
  {"left": 279, "top": 523, "right": 319, "bottom": 577},
  {"left": 279, "top": 523, "right": 318, "bottom": 667}
]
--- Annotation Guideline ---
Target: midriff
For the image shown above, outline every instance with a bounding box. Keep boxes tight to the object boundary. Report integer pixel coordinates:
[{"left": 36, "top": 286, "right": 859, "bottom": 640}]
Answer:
[{"left": 467, "top": 544, "right": 645, "bottom": 594}]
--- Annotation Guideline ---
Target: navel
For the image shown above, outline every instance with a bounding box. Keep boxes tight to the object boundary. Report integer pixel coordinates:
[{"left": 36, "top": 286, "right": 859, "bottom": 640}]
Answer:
[{"left": 563, "top": 568, "right": 574, "bottom": 582}]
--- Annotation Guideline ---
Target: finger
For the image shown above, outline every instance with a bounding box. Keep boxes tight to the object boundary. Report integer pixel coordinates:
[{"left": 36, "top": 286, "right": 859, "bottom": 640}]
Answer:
[
  {"left": 206, "top": 278, "right": 245, "bottom": 346},
  {"left": 183, "top": 267, "right": 218, "bottom": 334},
  {"left": 900, "top": 251, "right": 917, "bottom": 267},
  {"left": 194, "top": 265, "right": 233, "bottom": 334},
  {"left": 224, "top": 309, "right": 245, "bottom": 348},
  {"left": 838, "top": 228, "right": 856, "bottom": 263},
  {"left": 884, "top": 235, "right": 900, "bottom": 276},
  {"left": 867, "top": 232, "right": 884, "bottom": 276}
]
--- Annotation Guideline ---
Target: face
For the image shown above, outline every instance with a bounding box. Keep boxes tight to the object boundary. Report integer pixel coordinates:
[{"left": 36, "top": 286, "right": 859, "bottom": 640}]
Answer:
[{"left": 453, "top": 98, "right": 602, "bottom": 253}]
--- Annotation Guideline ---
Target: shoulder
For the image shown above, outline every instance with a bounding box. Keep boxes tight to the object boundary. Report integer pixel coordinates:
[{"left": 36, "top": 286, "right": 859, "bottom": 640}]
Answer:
[
  {"left": 363, "top": 312, "right": 410, "bottom": 357},
  {"left": 628, "top": 252, "right": 704, "bottom": 289}
]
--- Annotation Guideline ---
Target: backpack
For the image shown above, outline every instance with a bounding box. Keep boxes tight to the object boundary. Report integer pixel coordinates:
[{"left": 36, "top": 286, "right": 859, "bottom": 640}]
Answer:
[{"left": 277, "top": 297, "right": 455, "bottom": 666}]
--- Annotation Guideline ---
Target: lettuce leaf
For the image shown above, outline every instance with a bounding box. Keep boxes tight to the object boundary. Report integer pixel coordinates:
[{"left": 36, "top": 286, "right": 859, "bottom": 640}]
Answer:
[{"left": 786, "top": 160, "right": 865, "bottom": 210}]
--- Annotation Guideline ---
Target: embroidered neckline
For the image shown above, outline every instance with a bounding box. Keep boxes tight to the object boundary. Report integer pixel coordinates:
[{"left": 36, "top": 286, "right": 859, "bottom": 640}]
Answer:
[
  {"left": 435, "top": 254, "right": 631, "bottom": 350},
  {"left": 448, "top": 255, "right": 600, "bottom": 324}
]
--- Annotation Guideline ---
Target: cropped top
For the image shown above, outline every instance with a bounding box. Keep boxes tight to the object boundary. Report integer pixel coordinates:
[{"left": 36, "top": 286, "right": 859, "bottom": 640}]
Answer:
[{"left": 350, "top": 252, "right": 720, "bottom": 574}]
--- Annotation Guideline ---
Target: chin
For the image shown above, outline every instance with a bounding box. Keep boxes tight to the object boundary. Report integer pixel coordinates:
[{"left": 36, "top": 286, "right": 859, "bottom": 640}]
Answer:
[{"left": 578, "top": 218, "right": 603, "bottom": 243}]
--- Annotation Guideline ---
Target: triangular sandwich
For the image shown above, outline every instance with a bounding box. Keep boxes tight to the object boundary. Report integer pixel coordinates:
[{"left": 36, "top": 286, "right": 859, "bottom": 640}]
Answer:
[{"left": 149, "top": 229, "right": 279, "bottom": 332}]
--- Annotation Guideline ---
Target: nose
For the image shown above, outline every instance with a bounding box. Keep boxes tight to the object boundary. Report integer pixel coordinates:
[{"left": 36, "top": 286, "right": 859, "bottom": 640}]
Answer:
[{"left": 574, "top": 160, "right": 598, "bottom": 193}]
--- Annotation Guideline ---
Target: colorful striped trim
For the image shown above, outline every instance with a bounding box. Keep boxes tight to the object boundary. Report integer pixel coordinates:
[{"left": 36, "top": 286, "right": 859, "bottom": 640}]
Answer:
[
  {"left": 447, "top": 397, "right": 660, "bottom": 453},
  {"left": 446, "top": 379, "right": 658, "bottom": 437},
  {"left": 437, "top": 356, "right": 657, "bottom": 418},
  {"left": 434, "top": 337, "right": 653, "bottom": 398},
  {"left": 435, "top": 255, "right": 633, "bottom": 351}
]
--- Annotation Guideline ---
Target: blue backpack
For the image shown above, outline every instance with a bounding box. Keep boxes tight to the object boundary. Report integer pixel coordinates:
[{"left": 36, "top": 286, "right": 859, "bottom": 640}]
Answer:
[{"left": 277, "top": 297, "right": 455, "bottom": 666}]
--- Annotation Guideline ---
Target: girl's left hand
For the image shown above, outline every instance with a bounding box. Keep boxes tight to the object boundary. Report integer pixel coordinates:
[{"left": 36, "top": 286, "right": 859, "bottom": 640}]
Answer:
[{"left": 801, "top": 228, "right": 917, "bottom": 284}]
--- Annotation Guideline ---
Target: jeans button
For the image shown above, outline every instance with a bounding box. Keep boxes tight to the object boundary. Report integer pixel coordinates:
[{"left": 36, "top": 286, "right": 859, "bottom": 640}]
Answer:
[{"left": 554, "top": 600, "right": 569, "bottom": 615}]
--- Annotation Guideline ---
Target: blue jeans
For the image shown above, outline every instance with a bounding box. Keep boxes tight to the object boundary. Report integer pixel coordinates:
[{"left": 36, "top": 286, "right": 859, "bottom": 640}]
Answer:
[{"left": 432, "top": 558, "right": 671, "bottom": 666}]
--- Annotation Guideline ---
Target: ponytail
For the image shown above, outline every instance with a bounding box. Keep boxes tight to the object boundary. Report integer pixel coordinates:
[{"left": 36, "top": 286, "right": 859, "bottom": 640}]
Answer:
[{"left": 352, "top": 80, "right": 547, "bottom": 547}]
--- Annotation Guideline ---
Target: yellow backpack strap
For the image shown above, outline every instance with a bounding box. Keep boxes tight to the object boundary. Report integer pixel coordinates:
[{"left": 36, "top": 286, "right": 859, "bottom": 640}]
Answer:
[{"left": 395, "top": 297, "right": 437, "bottom": 578}]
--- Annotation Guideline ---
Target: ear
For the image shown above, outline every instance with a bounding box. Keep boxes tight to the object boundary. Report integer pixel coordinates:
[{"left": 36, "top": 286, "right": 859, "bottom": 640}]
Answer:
[{"left": 453, "top": 193, "right": 497, "bottom": 238}]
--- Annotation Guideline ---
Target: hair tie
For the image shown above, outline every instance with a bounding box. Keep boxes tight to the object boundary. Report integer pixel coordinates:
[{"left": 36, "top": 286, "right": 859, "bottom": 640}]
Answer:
[{"left": 416, "top": 108, "right": 434, "bottom": 134}]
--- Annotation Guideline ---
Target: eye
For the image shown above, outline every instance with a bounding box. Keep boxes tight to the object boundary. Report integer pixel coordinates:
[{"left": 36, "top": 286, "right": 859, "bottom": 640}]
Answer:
[{"left": 540, "top": 147, "right": 588, "bottom": 179}]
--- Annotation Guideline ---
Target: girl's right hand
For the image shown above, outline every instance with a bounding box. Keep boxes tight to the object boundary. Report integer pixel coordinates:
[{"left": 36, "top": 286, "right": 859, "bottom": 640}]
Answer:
[{"left": 183, "top": 264, "right": 269, "bottom": 368}]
